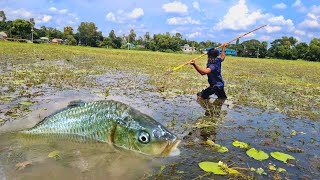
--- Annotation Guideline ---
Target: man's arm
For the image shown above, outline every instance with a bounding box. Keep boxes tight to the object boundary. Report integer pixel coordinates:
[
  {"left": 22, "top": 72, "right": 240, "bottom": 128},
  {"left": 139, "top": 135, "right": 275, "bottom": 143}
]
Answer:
[
  {"left": 220, "top": 43, "right": 228, "bottom": 61},
  {"left": 189, "top": 60, "right": 211, "bottom": 75}
]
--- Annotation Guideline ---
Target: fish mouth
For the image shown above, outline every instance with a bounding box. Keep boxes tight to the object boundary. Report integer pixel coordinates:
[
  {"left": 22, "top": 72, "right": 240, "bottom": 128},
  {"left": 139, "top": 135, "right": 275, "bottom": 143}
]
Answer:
[{"left": 161, "top": 139, "right": 181, "bottom": 156}]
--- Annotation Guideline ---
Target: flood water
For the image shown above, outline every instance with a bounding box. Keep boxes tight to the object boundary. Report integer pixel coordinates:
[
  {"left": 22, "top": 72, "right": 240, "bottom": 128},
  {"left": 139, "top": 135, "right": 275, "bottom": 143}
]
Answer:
[{"left": 0, "top": 72, "right": 319, "bottom": 179}]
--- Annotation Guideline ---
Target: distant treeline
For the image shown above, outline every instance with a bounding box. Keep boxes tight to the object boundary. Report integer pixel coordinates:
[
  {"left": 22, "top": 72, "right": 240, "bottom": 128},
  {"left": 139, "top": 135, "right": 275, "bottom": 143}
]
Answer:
[{"left": 0, "top": 10, "right": 319, "bottom": 61}]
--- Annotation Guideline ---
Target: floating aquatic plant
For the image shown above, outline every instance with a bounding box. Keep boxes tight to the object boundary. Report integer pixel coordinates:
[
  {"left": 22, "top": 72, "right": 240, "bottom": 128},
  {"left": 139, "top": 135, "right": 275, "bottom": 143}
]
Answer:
[
  {"left": 48, "top": 150, "right": 60, "bottom": 159},
  {"left": 206, "top": 140, "right": 228, "bottom": 153},
  {"left": 270, "top": 152, "right": 295, "bottom": 163},
  {"left": 19, "top": 101, "right": 33, "bottom": 106},
  {"left": 232, "top": 140, "right": 249, "bottom": 149},
  {"left": 198, "top": 161, "right": 240, "bottom": 175},
  {"left": 246, "top": 148, "right": 269, "bottom": 161}
]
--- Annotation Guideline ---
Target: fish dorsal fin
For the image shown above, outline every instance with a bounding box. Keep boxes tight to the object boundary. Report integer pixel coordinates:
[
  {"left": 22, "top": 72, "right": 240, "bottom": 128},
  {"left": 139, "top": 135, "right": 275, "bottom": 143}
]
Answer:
[{"left": 67, "top": 100, "right": 86, "bottom": 108}]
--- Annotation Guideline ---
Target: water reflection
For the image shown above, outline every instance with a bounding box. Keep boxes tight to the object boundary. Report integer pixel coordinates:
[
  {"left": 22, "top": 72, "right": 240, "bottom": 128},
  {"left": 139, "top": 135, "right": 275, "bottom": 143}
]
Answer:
[
  {"left": 0, "top": 133, "right": 154, "bottom": 180},
  {"left": 185, "top": 98, "right": 227, "bottom": 142}
]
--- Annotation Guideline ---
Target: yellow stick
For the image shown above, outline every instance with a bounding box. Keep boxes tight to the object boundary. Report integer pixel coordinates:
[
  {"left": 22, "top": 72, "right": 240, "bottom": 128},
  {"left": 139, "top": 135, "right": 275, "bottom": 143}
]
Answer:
[{"left": 166, "top": 24, "right": 267, "bottom": 74}]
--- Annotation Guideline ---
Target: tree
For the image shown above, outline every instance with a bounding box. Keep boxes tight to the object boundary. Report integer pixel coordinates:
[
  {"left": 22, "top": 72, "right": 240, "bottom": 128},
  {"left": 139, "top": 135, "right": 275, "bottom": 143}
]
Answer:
[
  {"left": 128, "top": 29, "right": 136, "bottom": 43},
  {"left": 64, "top": 26, "right": 74, "bottom": 36},
  {"left": 0, "top": 11, "right": 6, "bottom": 22},
  {"left": 108, "top": 30, "right": 116, "bottom": 40},
  {"left": 144, "top": 32, "right": 150, "bottom": 41},
  {"left": 259, "top": 41, "right": 268, "bottom": 58},
  {"left": 65, "top": 35, "right": 77, "bottom": 45},
  {"left": 268, "top": 36, "right": 298, "bottom": 59},
  {"left": 77, "top": 22, "right": 102, "bottom": 47},
  {"left": 0, "top": 21, "right": 6, "bottom": 32},
  {"left": 47, "top": 27, "right": 63, "bottom": 39},
  {"left": 11, "top": 19, "right": 32, "bottom": 39},
  {"left": 240, "top": 39, "right": 261, "bottom": 58},
  {"left": 305, "top": 38, "right": 320, "bottom": 61},
  {"left": 292, "top": 42, "right": 308, "bottom": 59}
]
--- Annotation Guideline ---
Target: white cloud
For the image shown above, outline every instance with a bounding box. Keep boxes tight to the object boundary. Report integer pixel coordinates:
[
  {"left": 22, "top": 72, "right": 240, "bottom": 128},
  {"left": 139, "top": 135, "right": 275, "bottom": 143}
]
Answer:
[
  {"left": 307, "top": 33, "right": 314, "bottom": 38},
  {"left": 299, "top": 19, "right": 320, "bottom": 29},
  {"left": 49, "top": 7, "right": 57, "bottom": 12},
  {"left": 268, "top": 16, "right": 293, "bottom": 26},
  {"left": 4, "top": 8, "right": 33, "bottom": 20},
  {"left": 59, "top": 9, "right": 68, "bottom": 14},
  {"left": 260, "top": 35, "right": 271, "bottom": 41},
  {"left": 167, "top": 17, "right": 200, "bottom": 25},
  {"left": 127, "top": 8, "right": 144, "bottom": 19},
  {"left": 272, "top": 3, "right": 287, "bottom": 10},
  {"left": 106, "top": 8, "right": 144, "bottom": 23},
  {"left": 192, "top": 1, "right": 200, "bottom": 11},
  {"left": 299, "top": 11, "right": 320, "bottom": 30},
  {"left": 207, "top": 34, "right": 215, "bottom": 38},
  {"left": 292, "top": 0, "right": 307, "bottom": 12},
  {"left": 49, "top": 7, "right": 67, "bottom": 14},
  {"left": 42, "top": 15, "right": 52, "bottom": 23},
  {"left": 265, "top": 26, "right": 281, "bottom": 33},
  {"left": 162, "top": 1, "right": 188, "bottom": 14},
  {"left": 186, "top": 31, "right": 202, "bottom": 38},
  {"left": 216, "top": 0, "right": 266, "bottom": 30},
  {"left": 311, "top": 5, "right": 320, "bottom": 14},
  {"left": 106, "top": 12, "right": 116, "bottom": 22},
  {"left": 294, "top": 29, "right": 305, "bottom": 35}
]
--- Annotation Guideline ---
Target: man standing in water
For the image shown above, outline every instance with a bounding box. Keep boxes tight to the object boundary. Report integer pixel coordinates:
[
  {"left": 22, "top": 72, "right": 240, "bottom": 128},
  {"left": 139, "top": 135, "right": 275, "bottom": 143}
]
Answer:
[{"left": 189, "top": 43, "right": 228, "bottom": 100}]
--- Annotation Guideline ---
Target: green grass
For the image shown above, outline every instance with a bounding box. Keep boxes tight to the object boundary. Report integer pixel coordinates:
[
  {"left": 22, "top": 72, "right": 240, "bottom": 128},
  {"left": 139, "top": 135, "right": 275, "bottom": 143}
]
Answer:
[{"left": 1, "top": 41, "right": 319, "bottom": 120}]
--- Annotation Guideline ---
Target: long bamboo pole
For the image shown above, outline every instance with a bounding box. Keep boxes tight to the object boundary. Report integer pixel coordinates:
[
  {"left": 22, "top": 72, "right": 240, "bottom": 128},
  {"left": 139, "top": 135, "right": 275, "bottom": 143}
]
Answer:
[{"left": 165, "top": 24, "right": 267, "bottom": 75}]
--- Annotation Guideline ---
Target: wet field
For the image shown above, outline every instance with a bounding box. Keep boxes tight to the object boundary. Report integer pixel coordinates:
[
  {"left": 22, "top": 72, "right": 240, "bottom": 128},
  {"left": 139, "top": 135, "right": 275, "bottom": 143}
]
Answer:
[{"left": 0, "top": 42, "right": 319, "bottom": 179}]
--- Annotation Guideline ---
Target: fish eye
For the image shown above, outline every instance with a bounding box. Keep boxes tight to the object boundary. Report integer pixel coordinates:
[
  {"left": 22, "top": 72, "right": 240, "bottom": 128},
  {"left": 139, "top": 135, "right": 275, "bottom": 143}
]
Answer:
[{"left": 138, "top": 131, "right": 150, "bottom": 144}]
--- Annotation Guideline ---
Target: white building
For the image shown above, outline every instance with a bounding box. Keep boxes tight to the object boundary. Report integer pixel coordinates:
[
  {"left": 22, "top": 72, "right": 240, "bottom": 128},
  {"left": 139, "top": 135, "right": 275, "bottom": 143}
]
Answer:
[
  {"left": 181, "top": 44, "right": 196, "bottom": 53},
  {"left": 0, "top": 32, "right": 7, "bottom": 39}
]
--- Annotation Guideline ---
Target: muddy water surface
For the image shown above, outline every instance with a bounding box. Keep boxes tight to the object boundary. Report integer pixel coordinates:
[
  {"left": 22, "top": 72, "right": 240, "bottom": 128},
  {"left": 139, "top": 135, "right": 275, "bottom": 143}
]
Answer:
[{"left": 0, "top": 72, "right": 319, "bottom": 179}]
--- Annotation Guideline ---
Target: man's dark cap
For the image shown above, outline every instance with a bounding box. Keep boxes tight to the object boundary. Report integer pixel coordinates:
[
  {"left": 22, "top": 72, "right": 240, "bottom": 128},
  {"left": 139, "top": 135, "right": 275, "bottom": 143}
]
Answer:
[{"left": 207, "top": 48, "right": 219, "bottom": 58}]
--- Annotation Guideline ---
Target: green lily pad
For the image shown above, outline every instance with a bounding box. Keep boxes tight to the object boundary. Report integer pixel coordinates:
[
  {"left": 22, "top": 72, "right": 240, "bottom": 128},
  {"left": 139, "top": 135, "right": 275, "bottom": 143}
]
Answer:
[
  {"left": 19, "top": 101, "right": 33, "bottom": 106},
  {"left": 48, "top": 150, "right": 60, "bottom": 159},
  {"left": 270, "top": 152, "right": 295, "bottom": 163},
  {"left": 246, "top": 148, "right": 269, "bottom": 161},
  {"left": 198, "top": 162, "right": 227, "bottom": 175},
  {"left": 232, "top": 140, "right": 249, "bottom": 149}
]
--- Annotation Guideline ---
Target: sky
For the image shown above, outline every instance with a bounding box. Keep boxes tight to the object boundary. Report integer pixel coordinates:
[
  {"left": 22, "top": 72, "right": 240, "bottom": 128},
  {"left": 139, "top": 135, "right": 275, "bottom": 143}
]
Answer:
[{"left": 1, "top": 0, "right": 320, "bottom": 44}]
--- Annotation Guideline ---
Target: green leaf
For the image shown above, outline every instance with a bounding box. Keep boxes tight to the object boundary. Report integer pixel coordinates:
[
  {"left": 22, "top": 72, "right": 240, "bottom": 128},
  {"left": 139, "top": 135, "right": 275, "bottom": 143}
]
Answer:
[
  {"left": 290, "top": 130, "right": 297, "bottom": 136},
  {"left": 19, "top": 101, "right": 33, "bottom": 106},
  {"left": 206, "top": 140, "right": 215, "bottom": 146},
  {"left": 48, "top": 150, "right": 60, "bottom": 158},
  {"left": 269, "top": 165, "right": 276, "bottom": 171},
  {"left": 270, "top": 152, "right": 295, "bottom": 163},
  {"left": 232, "top": 140, "right": 249, "bottom": 149},
  {"left": 198, "top": 162, "right": 227, "bottom": 175},
  {"left": 256, "top": 168, "right": 267, "bottom": 175},
  {"left": 277, "top": 168, "right": 287, "bottom": 172},
  {"left": 228, "top": 168, "right": 241, "bottom": 175},
  {"left": 217, "top": 145, "right": 229, "bottom": 153},
  {"left": 206, "top": 140, "right": 229, "bottom": 153},
  {"left": 246, "top": 148, "right": 269, "bottom": 161}
]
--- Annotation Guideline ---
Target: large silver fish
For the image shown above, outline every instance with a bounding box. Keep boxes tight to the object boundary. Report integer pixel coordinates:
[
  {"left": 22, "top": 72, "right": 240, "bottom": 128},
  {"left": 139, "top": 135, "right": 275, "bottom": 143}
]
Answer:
[{"left": 20, "top": 100, "right": 180, "bottom": 156}]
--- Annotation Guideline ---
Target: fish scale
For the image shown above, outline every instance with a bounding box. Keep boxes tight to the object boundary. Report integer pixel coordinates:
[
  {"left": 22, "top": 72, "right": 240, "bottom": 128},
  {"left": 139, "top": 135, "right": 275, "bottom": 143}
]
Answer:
[
  {"left": 21, "top": 100, "right": 131, "bottom": 142},
  {"left": 19, "top": 100, "right": 180, "bottom": 156}
]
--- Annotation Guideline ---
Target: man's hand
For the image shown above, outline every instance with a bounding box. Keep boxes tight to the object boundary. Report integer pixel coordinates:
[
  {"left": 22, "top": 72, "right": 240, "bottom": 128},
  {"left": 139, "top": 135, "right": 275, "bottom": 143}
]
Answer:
[
  {"left": 189, "top": 59, "right": 196, "bottom": 65},
  {"left": 221, "top": 42, "right": 229, "bottom": 47}
]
